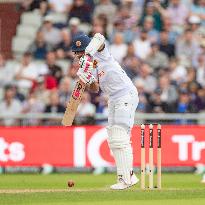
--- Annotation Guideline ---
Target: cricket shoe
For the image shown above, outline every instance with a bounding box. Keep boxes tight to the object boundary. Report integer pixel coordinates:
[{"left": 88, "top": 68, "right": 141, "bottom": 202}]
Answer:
[
  {"left": 110, "top": 173, "right": 139, "bottom": 190},
  {"left": 201, "top": 174, "right": 205, "bottom": 183}
]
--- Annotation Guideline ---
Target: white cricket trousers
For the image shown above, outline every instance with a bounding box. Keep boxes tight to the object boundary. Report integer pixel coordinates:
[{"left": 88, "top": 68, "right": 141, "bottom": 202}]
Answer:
[{"left": 108, "top": 89, "right": 139, "bottom": 134}]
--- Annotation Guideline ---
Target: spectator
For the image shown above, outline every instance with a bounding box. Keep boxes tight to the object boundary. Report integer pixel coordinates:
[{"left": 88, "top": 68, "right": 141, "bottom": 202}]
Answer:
[
  {"left": 14, "top": 52, "right": 41, "bottom": 94},
  {"left": 188, "top": 15, "right": 205, "bottom": 42},
  {"left": 29, "top": 31, "right": 51, "bottom": 60},
  {"left": 176, "top": 29, "right": 200, "bottom": 67},
  {"left": 94, "top": 0, "right": 117, "bottom": 24},
  {"left": 21, "top": 0, "right": 48, "bottom": 15},
  {"left": 94, "top": 14, "right": 110, "bottom": 38},
  {"left": 121, "top": 0, "right": 143, "bottom": 22},
  {"left": 192, "top": 88, "right": 205, "bottom": 111},
  {"left": 67, "top": 59, "right": 79, "bottom": 89},
  {"left": 175, "top": 89, "right": 197, "bottom": 113},
  {"left": 140, "top": 1, "right": 163, "bottom": 31},
  {"left": 0, "top": 85, "right": 22, "bottom": 126},
  {"left": 123, "top": 56, "right": 140, "bottom": 80},
  {"left": 110, "top": 18, "right": 136, "bottom": 44},
  {"left": 46, "top": 51, "right": 63, "bottom": 85},
  {"left": 147, "top": 88, "right": 169, "bottom": 113},
  {"left": 41, "top": 15, "right": 62, "bottom": 47},
  {"left": 174, "top": 89, "right": 197, "bottom": 124},
  {"left": 110, "top": 32, "right": 128, "bottom": 64},
  {"left": 160, "top": 0, "right": 190, "bottom": 33},
  {"left": 159, "top": 30, "right": 175, "bottom": 58},
  {"left": 196, "top": 54, "right": 205, "bottom": 87},
  {"left": 134, "top": 79, "right": 149, "bottom": 113},
  {"left": 146, "top": 43, "right": 169, "bottom": 71},
  {"left": 21, "top": 93, "right": 45, "bottom": 125},
  {"left": 133, "top": 29, "right": 151, "bottom": 60},
  {"left": 114, "top": 4, "right": 137, "bottom": 30},
  {"left": 44, "top": 91, "right": 65, "bottom": 125},
  {"left": 123, "top": 43, "right": 141, "bottom": 78},
  {"left": 123, "top": 43, "right": 138, "bottom": 67},
  {"left": 89, "top": 18, "right": 107, "bottom": 38},
  {"left": 188, "top": 81, "right": 201, "bottom": 102},
  {"left": 190, "top": 0, "right": 205, "bottom": 26},
  {"left": 55, "top": 30, "right": 74, "bottom": 59},
  {"left": 133, "top": 63, "right": 157, "bottom": 93},
  {"left": 58, "top": 77, "right": 72, "bottom": 107},
  {"left": 76, "top": 91, "right": 96, "bottom": 125},
  {"left": 0, "top": 53, "right": 15, "bottom": 88},
  {"left": 69, "top": 0, "right": 92, "bottom": 24},
  {"left": 48, "top": 0, "right": 72, "bottom": 13},
  {"left": 158, "top": 75, "right": 178, "bottom": 110},
  {"left": 143, "top": 15, "right": 159, "bottom": 43},
  {"left": 186, "top": 67, "right": 197, "bottom": 84},
  {"left": 68, "top": 17, "right": 84, "bottom": 40},
  {"left": 33, "top": 77, "right": 51, "bottom": 104},
  {"left": 169, "top": 57, "right": 187, "bottom": 84},
  {"left": 161, "top": 17, "right": 179, "bottom": 44}
]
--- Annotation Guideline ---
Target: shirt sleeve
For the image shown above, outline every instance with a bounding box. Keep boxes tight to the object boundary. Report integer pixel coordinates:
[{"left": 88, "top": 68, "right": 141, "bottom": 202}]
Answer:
[{"left": 97, "top": 44, "right": 111, "bottom": 61}]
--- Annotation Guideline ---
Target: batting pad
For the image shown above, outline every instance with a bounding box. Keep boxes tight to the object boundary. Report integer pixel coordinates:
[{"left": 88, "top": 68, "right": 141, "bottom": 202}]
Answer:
[{"left": 107, "top": 126, "right": 133, "bottom": 184}]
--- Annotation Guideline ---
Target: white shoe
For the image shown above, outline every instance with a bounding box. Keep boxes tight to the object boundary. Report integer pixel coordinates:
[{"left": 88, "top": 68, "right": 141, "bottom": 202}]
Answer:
[
  {"left": 131, "top": 173, "right": 139, "bottom": 186},
  {"left": 110, "top": 173, "right": 139, "bottom": 190}
]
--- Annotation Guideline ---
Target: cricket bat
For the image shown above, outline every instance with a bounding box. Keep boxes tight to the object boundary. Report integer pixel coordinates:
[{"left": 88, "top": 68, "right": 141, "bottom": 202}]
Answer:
[{"left": 62, "top": 80, "right": 86, "bottom": 126}]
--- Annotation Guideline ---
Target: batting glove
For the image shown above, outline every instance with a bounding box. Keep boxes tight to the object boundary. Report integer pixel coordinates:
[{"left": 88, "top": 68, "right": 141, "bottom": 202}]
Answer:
[
  {"left": 77, "top": 71, "right": 96, "bottom": 84},
  {"left": 79, "top": 55, "right": 93, "bottom": 73}
]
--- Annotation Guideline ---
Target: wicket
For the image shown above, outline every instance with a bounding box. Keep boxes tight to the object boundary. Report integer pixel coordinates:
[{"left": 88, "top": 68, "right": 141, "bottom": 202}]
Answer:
[{"left": 140, "top": 123, "right": 162, "bottom": 190}]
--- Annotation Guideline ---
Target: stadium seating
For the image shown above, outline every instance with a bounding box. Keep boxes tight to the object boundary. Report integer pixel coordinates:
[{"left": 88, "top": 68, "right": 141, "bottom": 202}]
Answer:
[
  {"left": 16, "top": 25, "right": 38, "bottom": 39},
  {"left": 12, "top": 36, "right": 33, "bottom": 57},
  {"left": 20, "top": 11, "right": 42, "bottom": 28}
]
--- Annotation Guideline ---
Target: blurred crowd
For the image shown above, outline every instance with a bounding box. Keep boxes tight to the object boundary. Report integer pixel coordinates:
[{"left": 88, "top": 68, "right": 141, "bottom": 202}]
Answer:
[{"left": 0, "top": 0, "right": 205, "bottom": 126}]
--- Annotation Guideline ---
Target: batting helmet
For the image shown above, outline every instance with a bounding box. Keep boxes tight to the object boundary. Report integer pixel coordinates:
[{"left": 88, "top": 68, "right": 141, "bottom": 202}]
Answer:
[{"left": 71, "top": 34, "right": 91, "bottom": 52}]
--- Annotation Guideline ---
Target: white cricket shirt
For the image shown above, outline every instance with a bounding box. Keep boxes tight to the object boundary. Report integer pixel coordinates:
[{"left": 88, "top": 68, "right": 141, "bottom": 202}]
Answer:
[{"left": 93, "top": 45, "right": 137, "bottom": 101}]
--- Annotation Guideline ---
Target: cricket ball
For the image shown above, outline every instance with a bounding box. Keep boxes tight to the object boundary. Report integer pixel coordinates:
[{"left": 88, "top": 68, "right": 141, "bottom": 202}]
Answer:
[{"left": 67, "top": 180, "right": 75, "bottom": 188}]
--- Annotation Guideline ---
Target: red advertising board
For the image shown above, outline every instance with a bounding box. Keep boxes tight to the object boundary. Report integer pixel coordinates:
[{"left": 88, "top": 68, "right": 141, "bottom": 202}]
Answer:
[{"left": 0, "top": 125, "right": 205, "bottom": 167}]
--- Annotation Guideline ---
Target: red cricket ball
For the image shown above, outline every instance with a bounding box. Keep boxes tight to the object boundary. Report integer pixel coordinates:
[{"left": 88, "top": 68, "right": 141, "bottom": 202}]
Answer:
[{"left": 67, "top": 180, "right": 75, "bottom": 188}]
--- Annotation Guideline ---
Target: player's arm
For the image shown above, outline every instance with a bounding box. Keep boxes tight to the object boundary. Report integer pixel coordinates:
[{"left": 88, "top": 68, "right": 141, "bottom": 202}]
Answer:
[
  {"left": 78, "top": 33, "right": 105, "bottom": 93},
  {"left": 85, "top": 33, "right": 105, "bottom": 56}
]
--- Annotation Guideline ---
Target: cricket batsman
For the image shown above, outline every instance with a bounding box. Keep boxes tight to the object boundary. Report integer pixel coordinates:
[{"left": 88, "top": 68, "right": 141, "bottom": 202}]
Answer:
[{"left": 71, "top": 33, "right": 139, "bottom": 190}]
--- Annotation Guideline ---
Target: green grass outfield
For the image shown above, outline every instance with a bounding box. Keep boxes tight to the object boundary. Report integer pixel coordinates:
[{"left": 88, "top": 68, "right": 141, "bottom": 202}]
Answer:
[{"left": 0, "top": 173, "right": 205, "bottom": 205}]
